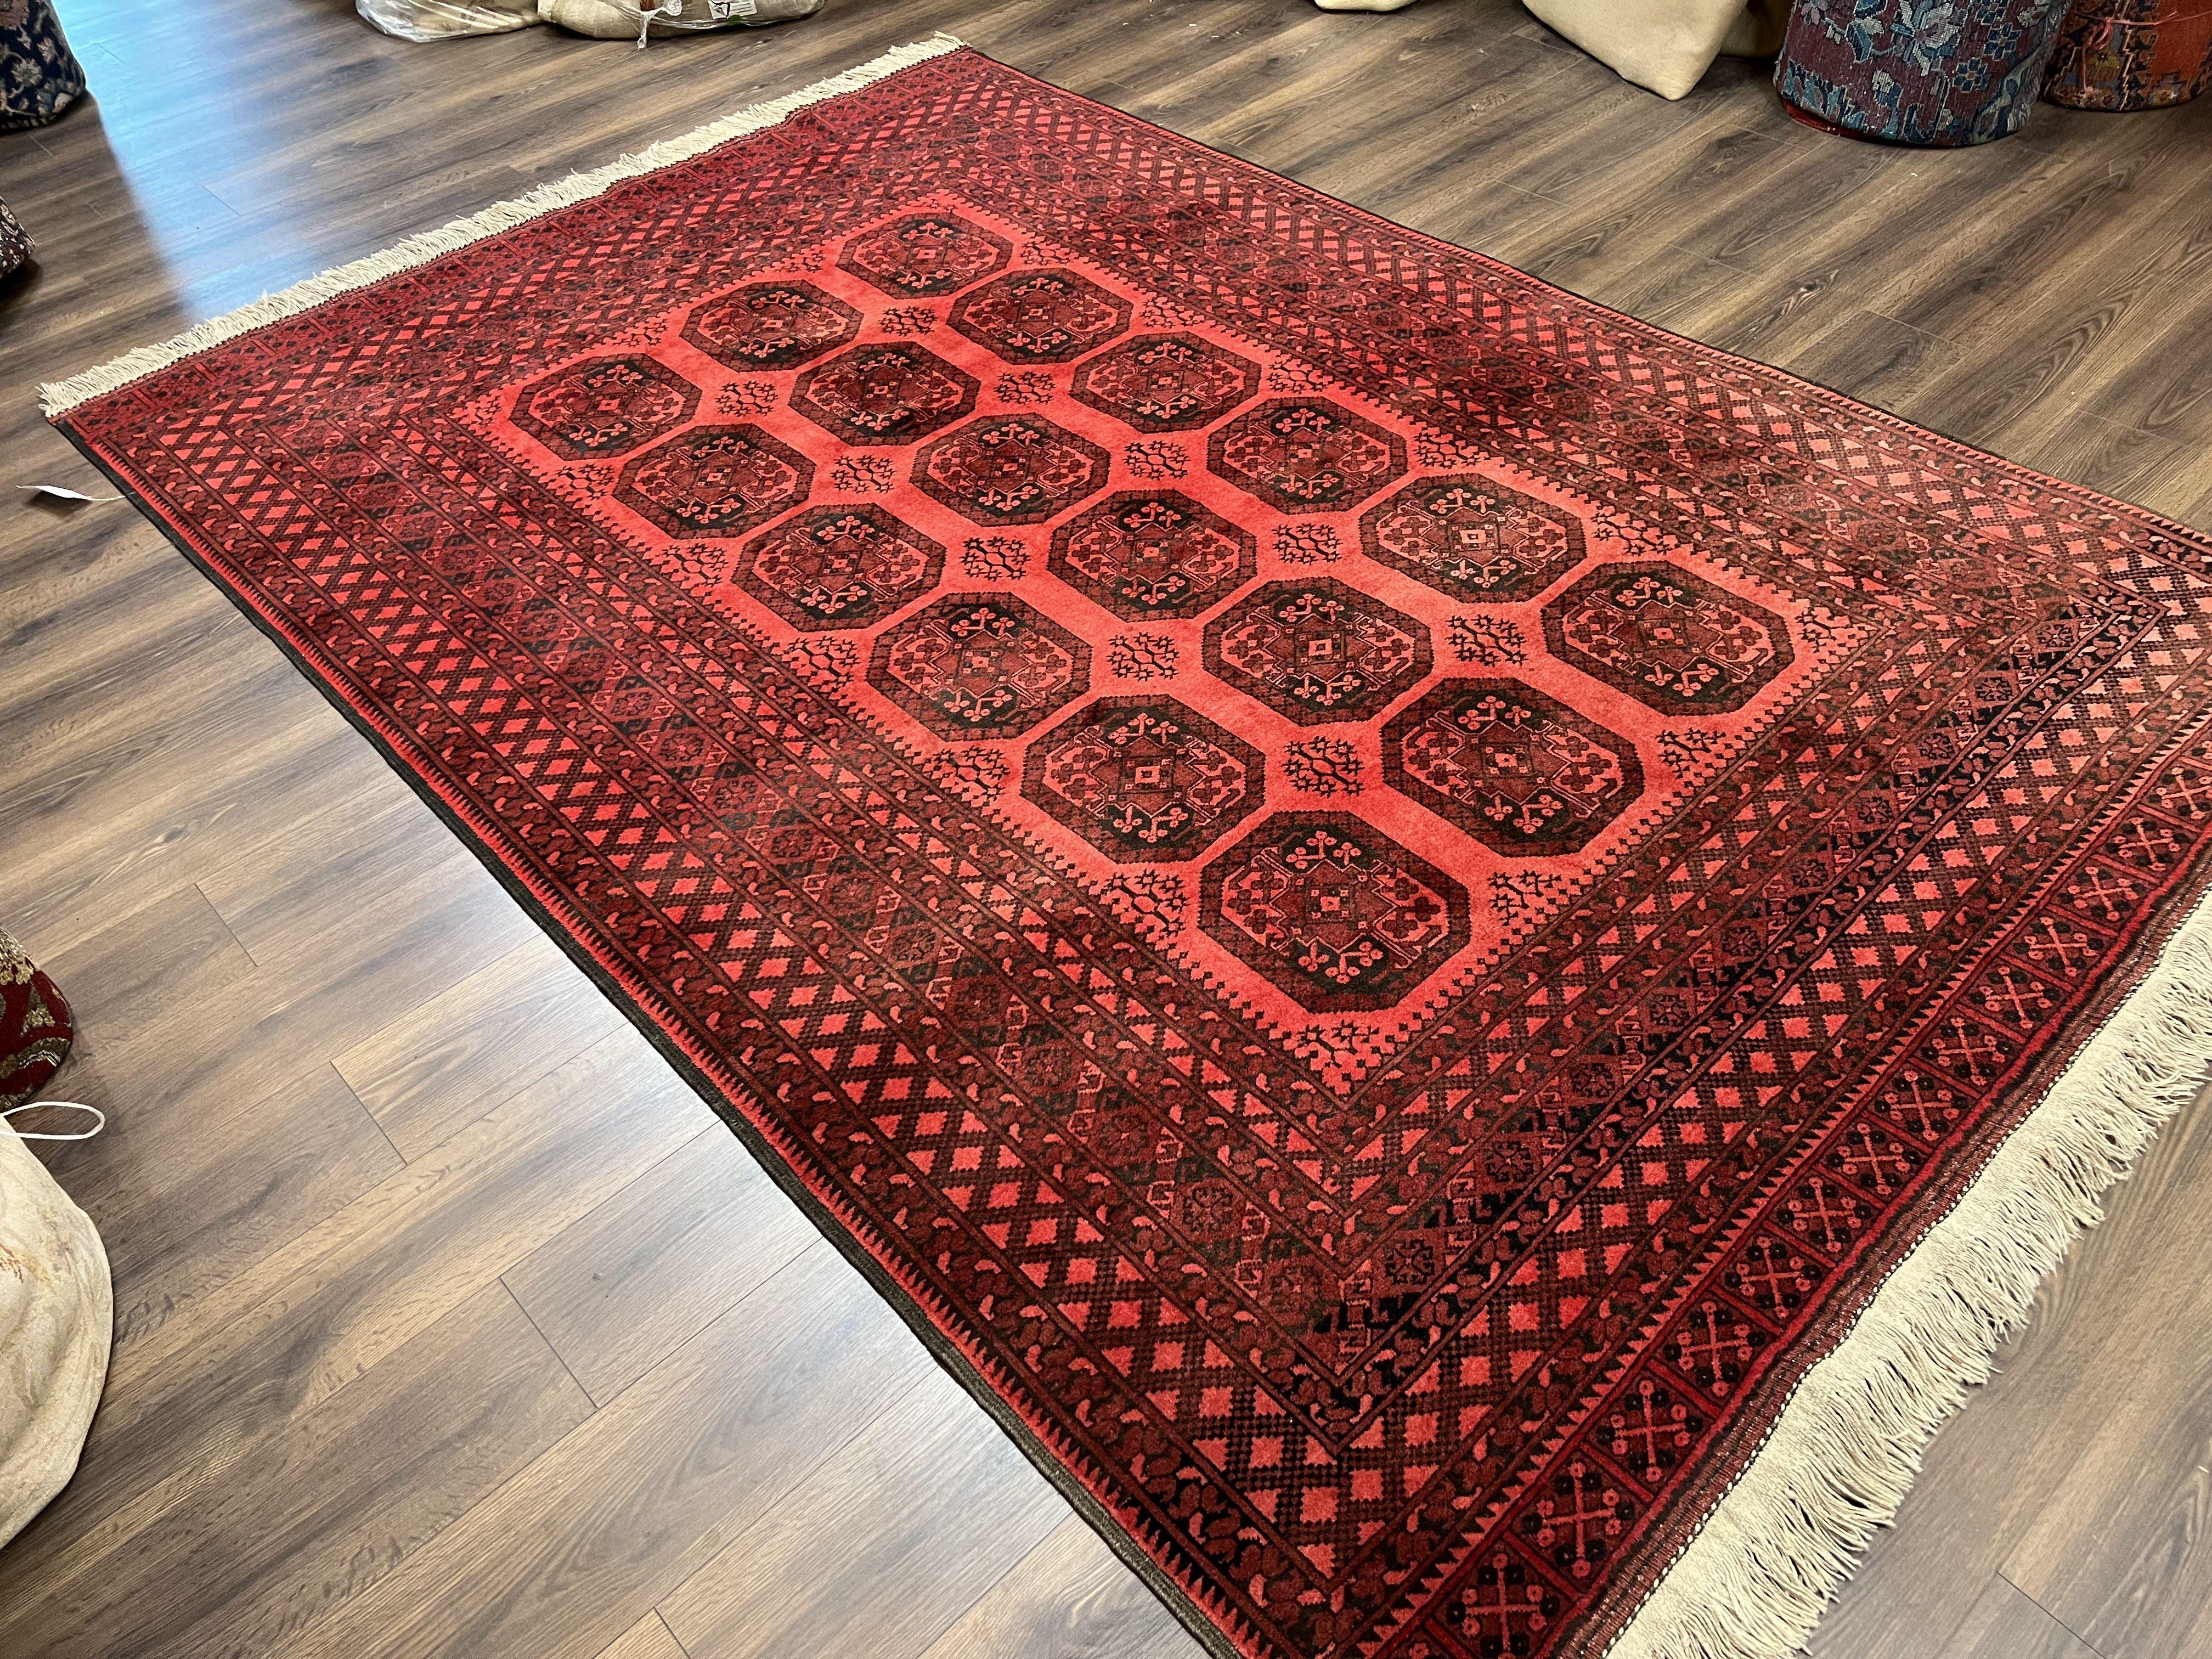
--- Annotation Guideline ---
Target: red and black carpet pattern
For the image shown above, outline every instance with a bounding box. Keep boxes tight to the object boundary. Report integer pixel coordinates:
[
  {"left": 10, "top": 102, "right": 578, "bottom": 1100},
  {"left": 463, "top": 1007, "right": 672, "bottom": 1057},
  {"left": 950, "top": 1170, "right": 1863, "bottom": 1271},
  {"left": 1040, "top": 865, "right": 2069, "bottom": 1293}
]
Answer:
[
  {"left": 0, "top": 927, "right": 71, "bottom": 1114},
  {"left": 55, "top": 48, "right": 2212, "bottom": 1659}
]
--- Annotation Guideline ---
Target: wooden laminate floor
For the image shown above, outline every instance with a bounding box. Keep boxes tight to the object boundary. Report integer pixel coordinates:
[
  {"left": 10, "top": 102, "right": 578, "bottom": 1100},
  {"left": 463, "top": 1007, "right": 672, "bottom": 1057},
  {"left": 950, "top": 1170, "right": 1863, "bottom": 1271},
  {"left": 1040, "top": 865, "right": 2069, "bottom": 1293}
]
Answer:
[{"left": 3, "top": 3, "right": 2211, "bottom": 1656}]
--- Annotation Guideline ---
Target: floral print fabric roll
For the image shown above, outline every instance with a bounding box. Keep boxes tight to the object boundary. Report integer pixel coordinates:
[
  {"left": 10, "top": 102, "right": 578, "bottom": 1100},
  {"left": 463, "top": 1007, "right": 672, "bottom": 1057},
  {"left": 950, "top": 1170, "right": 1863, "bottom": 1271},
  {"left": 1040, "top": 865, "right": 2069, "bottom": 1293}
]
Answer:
[
  {"left": 1776, "top": 0, "right": 2073, "bottom": 143},
  {"left": 0, "top": 197, "right": 28, "bottom": 282},
  {"left": 1, "top": 0, "right": 86, "bottom": 131},
  {"left": 0, "top": 927, "right": 70, "bottom": 1114}
]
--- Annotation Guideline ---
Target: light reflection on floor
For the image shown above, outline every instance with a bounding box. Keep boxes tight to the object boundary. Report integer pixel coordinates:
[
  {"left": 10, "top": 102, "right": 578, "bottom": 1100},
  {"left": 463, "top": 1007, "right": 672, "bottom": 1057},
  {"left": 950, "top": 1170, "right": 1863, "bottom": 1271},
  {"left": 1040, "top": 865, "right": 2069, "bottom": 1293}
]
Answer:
[{"left": 33, "top": 0, "right": 495, "bottom": 328}]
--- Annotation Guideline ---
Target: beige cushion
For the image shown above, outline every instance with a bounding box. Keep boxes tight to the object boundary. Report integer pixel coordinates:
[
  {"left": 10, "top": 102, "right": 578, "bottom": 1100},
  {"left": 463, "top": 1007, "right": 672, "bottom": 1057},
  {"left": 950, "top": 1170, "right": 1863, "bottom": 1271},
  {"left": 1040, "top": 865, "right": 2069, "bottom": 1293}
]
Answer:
[
  {"left": 0, "top": 1125, "right": 110, "bottom": 1553},
  {"left": 1524, "top": 0, "right": 1784, "bottom": 99}
]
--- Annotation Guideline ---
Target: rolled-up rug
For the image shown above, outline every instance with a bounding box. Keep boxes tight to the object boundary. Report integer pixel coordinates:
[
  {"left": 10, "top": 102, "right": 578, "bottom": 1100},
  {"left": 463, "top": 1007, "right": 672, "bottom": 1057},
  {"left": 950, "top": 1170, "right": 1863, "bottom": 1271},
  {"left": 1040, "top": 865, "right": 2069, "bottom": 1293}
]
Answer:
[
  {"left": 0, "top": 198, "right": 27, "bottom": 285},
  {"left": 2043, "top": 0, "right": 2212, "bottom": 106},
  {"left": 0, "top": 930, "right": 67, "bottom": 1113},
  {"left": 1775, "top": 0, "right": 2074, "bottom": 143},
  {"left": 1, "top": 0, "right": 85, "bottom": 131}
]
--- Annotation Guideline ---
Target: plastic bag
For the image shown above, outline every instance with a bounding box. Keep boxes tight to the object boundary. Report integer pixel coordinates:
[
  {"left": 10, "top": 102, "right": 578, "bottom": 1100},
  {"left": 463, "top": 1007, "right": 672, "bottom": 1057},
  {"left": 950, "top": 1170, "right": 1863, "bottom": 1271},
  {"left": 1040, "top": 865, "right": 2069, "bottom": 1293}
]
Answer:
[{"left": 357, "top": 0, "right": 540, "bottom": 43}]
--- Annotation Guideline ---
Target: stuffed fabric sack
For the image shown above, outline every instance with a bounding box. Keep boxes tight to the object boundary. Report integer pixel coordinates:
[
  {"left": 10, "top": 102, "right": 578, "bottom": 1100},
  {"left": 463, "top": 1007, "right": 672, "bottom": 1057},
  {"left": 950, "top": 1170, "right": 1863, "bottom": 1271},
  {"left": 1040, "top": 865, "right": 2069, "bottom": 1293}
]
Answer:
[
  {"left": 537, "top": 0, "right": 820, "bottom": 41},
  {"left": 0, "top": 1127, "right": 110, "bottom": 1553},
  {"left": 1524, "top": 0, "right": 1788, "bottom": 99},
  {"left": 1776, "top": 0, "right": 2074, "bottom": 143},
  {"left": 2043, "top": 0, "right": 2212, "bottom": 106}
]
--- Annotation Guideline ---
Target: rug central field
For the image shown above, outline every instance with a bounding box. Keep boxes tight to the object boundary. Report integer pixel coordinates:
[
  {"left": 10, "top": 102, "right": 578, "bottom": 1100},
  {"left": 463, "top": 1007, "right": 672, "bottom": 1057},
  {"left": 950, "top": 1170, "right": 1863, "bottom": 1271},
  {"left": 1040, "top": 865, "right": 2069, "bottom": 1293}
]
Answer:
[{"left": 50, "top": 42, "right": 2212, "bottom": 1659}]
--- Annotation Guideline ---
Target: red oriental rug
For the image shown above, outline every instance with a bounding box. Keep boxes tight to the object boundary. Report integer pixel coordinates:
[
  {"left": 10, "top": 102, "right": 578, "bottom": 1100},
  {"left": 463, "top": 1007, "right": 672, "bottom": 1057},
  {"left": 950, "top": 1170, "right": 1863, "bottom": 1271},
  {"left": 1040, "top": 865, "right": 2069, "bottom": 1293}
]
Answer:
[{"left": 47, "top": 38, "right": 2212, "bottom": 1659}]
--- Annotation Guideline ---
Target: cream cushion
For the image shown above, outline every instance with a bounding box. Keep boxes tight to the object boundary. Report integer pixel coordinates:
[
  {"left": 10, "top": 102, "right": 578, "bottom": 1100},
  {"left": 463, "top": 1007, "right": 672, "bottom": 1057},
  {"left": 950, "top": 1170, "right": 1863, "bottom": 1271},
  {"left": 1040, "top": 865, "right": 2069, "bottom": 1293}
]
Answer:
[
  {"left": 0, "top": 1125, "right": 110, "bottom": 1552},
  {"left": 1524, "top": 0, "right": 1787, "bottom": 99}
]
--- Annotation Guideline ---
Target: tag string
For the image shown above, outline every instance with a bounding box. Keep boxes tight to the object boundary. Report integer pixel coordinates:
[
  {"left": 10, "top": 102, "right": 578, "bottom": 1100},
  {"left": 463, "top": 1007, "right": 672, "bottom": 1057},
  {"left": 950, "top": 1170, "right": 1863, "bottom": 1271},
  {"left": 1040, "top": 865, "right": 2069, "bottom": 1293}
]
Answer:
[
  {"left": 625, "top": 0, "right": 682, "bottom": 47},
  {"left": 3, "top": 1102, "right": 106, "bottom": 1142}
]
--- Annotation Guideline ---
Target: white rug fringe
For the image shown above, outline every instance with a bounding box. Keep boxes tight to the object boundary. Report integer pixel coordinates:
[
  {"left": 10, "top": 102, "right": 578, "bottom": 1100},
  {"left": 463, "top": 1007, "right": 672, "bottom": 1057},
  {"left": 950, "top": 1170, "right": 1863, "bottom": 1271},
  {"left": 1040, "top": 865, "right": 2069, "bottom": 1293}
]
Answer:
[
  {"left": 40, "top": 32, "right": 964, "bottom": 416},
  {"left": 42, "top": 34, "right": 2212, "bottom": 1654},
  {"left": 1612, "top": 880, "right": 2212, "bottom": 1657}
]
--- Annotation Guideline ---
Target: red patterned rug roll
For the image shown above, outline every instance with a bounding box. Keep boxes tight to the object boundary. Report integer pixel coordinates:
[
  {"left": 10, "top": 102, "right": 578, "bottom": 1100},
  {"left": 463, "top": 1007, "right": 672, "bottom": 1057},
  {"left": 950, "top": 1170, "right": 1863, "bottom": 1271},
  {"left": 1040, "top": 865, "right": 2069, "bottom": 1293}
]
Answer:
[
  {"left": 0, "top": 928, "right": 72, "bottom": 1113},
  {"left": 1775, "top": 0, "right": 2074, "bottom": 144},
  {"left": 2044, "top": 0, "right": 2212, "bottom": 107}
]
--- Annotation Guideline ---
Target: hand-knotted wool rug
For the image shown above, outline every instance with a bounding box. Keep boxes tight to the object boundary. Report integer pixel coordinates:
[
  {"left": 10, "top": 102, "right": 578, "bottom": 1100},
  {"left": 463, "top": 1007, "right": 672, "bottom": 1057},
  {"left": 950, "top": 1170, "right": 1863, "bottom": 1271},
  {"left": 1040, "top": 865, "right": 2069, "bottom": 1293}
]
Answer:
[{"left": 44, "top": 36, "right": 2212, "bottom": 1659}]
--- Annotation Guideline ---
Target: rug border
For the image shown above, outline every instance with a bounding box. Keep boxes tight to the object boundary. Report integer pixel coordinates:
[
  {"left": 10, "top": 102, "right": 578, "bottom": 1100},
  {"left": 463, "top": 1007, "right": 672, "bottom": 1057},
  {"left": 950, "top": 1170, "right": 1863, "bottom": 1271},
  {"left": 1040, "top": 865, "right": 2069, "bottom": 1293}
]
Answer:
[
  {"left": 1609, "top": 878, "right": 2212, "bottom": 1658},
  {"left": 42, "top": 38, "right": 2212, "bottom": 1659}
]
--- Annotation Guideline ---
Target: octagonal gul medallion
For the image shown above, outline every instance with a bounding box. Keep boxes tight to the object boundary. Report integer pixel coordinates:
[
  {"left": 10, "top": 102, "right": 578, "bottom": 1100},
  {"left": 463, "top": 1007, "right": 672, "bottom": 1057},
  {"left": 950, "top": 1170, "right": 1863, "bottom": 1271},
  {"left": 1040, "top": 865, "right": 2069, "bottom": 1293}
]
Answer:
[
  {"left": 1072, "top": 332, "right": 1260, "bottom": 433},
  {"left": 949, "top": 267, "right": 1133, "bottom": 364},
  {"left": 1022, "top": 696, "right": 1264, "bottom": 864},
  {"left": 1200, "top": 812, "right": 1470, "bottom": 1012},
  {"left": 868, "top": 593, "right": 1090, "bottom": 740},
  {"left": 1358, "top": 472, "right": 1586, "bottom": 602},
  {"left": 1208, "top": 397, "right": 1407, "bottom": 515},
  {"left": 731, "top": 505, "right": 945, "bottom": 632},
  {"left": 837, "top": 211, "right": 1012, "bottom": 298},
  {"left": 789, "top": 343, "right": 978, "bottom": 447},
  {"left": 681, "top": 280, "right": 860, "bottom": 371},
  {"left": 914, "top": 414, "right": 1111, "bottom": 527},
  {"left": 1204, "top": 578, "right": 1432, "bottom": 726},
  {"left": 511, "top": 354, "right": 699, "bottom": 460},
  {"left": 1048, "top": 491, "right": 1256, "bottom": 622},
  {"left": 1544, "top": 561, "right": 1795, "bottom": 714},
  {"left": 616, "top": 424, "right": 814, "bottom": 540},
  {"left": 1384, "top": 678, "right": 1643, "bottom": 855}
]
